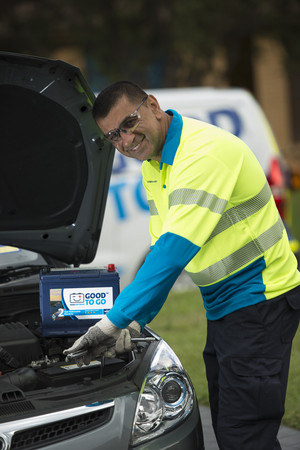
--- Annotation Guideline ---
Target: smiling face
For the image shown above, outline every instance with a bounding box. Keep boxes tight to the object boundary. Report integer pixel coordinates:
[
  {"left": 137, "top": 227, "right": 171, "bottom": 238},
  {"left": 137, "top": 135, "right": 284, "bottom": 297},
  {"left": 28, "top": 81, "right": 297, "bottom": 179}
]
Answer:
[{"left": 96, "top": 95, "right": 171, "bottom": 162}]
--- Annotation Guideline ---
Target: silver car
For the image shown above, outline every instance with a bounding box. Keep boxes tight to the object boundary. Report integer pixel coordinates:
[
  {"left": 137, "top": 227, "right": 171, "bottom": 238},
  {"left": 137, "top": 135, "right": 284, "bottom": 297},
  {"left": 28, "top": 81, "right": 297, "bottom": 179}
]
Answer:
[{"left": 0, "top": 52, "right": 204, "bottom": 450}]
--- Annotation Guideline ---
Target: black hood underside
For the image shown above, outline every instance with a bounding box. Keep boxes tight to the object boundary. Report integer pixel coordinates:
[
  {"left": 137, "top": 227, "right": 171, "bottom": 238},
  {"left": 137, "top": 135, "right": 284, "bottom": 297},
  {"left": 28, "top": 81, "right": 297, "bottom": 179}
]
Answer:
[{"left": 0, "top": 52, "right": 114, "bottom": 265}]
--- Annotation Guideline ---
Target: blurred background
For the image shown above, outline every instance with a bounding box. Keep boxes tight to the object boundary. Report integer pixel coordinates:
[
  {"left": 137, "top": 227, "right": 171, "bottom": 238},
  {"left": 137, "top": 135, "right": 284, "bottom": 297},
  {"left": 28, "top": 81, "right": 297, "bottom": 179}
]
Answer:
[
  {"left": 2, "top": 0, "right": 300, "bottom": 257},
  {"left": 2, "top": 0, "right": 300, "bottom": 202},
  {"left": 2, "top": 0, "right": 300, "bottom": 244},
  {"left": 1, "top": 1, "right": 300, "bottom": 149},
  {"left": 1, "top": 0, "right": 300, "bottom": 427},
  {"left": 2, "top": 0, "right": 300, "bottom": 229}
]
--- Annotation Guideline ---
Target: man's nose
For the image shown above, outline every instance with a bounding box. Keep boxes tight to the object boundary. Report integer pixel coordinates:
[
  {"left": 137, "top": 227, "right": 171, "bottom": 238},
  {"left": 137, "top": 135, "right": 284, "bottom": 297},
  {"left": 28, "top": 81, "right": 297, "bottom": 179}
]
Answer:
[{"left": 120, "top": 131, "right": 135, "bottom": 148}]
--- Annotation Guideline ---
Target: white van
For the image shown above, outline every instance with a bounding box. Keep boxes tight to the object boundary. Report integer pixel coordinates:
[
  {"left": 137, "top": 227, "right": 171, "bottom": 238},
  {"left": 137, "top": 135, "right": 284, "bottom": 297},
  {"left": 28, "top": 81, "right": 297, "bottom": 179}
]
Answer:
[{"left": 90, "top": 87, "right": 292, "bottom": 288}]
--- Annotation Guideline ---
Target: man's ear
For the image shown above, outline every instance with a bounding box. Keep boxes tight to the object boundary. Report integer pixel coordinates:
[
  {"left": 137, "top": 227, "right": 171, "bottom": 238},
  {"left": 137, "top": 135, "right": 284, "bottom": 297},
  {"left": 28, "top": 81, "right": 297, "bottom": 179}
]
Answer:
[{"left": 147, "top": 95, "right": 163, "bottom": 118}]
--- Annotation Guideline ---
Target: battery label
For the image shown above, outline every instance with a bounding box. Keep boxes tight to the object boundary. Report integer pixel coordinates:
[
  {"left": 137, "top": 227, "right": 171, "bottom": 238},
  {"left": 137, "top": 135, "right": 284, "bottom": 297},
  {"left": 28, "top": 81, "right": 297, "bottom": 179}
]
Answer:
[{"left": 50, "top": 287, "right": 113, "bottom": 321}]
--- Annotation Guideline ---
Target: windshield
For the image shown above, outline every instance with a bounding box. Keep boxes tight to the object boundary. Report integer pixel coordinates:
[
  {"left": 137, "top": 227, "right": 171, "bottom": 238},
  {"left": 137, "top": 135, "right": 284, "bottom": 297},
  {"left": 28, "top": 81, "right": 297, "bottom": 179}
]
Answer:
[{"left": 0, "top": 245, "right": 46, "bottom": 269}]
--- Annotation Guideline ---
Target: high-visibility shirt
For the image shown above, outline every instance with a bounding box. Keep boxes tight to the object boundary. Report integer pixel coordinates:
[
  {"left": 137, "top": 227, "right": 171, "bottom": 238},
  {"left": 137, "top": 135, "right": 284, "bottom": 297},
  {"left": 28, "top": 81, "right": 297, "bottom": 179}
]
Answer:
[{"left": 107, "top": 110, "right": 300, "bottom": 329}]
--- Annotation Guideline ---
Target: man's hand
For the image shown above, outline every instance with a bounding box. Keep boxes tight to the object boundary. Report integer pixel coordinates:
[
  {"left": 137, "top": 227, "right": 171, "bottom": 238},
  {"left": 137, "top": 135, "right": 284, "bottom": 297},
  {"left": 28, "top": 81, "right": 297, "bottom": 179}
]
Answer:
[
  {"left": 104, "top": 321, "right": 141, "bottom": 358},
  {"left": 63, "top": 316, "right": 121, "bottom": 367}
]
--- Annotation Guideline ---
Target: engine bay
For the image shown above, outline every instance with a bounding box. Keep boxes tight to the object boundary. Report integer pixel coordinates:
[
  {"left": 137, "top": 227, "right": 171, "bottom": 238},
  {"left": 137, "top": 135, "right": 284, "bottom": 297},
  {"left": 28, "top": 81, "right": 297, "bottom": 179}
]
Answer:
[
  {"left": 0, "top": 320, "right": 130, "bottom": 391},
  {"left": 0, "top": 286, "right": 140, "bottom": 398}
]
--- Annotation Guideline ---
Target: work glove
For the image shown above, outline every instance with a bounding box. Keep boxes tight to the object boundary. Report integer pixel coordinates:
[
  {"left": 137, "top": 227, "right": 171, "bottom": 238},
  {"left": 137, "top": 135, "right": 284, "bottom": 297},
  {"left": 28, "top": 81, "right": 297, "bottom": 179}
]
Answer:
[
  {"left": 104, "top": 320, "right": 141, "bottom": 358},
  {"left": 63, "top": 317, "right": 141, "bottom": 367},
  {"left": 63, "top": 315, "right": 121, "bottom": 367}
]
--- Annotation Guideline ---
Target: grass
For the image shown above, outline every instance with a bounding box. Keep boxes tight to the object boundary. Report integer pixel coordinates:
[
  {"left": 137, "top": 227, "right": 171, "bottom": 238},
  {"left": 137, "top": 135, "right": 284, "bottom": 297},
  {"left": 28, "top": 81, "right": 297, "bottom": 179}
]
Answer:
[{"left": 150, "top": 288, "right": 300, "bottom": 430}]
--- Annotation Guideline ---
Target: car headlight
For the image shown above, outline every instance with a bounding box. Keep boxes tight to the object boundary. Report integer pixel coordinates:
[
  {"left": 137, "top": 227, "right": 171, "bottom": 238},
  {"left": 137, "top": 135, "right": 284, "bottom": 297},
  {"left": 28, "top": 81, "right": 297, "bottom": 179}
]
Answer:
[{"left": 130, "top": 340, "right": 194, "bottom": 446}]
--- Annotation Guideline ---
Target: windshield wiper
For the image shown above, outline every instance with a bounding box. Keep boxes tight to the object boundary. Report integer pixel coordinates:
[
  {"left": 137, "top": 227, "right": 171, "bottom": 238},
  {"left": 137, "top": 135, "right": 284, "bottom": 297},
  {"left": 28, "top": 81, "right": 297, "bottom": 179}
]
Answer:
[{"left": 0, "top": 265, "right": 48, "bottom": 283}]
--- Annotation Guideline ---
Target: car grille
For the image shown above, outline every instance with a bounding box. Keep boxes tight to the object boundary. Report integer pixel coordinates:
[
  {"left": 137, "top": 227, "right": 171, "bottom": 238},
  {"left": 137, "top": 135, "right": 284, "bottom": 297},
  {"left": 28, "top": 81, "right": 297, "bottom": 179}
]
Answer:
[{"left": 9, "top": 405, "right": 113, "bottom": 450}]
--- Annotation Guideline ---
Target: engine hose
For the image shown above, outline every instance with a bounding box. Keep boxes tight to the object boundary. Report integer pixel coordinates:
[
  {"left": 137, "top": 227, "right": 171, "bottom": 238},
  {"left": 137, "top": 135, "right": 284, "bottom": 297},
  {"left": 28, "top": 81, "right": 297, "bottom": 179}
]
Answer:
[{"left": 0, "top": 367, "right": 38, "bottom": 391}]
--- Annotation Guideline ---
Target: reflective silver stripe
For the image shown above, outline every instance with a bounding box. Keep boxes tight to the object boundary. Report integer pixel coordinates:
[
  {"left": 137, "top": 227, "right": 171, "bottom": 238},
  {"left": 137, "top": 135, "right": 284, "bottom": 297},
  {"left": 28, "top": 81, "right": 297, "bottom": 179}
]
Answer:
[
  {"left": 206, "top": 182, "right": 272, "bottom": 243},
  {"left": 148, "top": 199, "right": 158, "bottom": 216},
  {"left": 169, "top": 188, "right": 227, "bottom": 214},
  {"left": 188, "top": 218, "right": 285, "bottom": 286}
]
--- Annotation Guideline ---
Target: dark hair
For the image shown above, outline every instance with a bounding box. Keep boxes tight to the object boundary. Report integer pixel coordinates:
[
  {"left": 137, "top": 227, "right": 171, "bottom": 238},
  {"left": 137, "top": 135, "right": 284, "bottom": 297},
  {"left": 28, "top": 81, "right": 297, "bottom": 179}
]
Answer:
[{"left": 93, "top": 81, "right": 147, "bottom": 120}]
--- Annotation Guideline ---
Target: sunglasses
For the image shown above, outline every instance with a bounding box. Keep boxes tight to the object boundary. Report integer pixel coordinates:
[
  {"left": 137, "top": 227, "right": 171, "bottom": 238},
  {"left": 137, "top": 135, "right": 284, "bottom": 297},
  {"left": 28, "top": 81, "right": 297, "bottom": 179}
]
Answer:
[{"left": 104, "top": 96, "right": 148, "bottom": 144}]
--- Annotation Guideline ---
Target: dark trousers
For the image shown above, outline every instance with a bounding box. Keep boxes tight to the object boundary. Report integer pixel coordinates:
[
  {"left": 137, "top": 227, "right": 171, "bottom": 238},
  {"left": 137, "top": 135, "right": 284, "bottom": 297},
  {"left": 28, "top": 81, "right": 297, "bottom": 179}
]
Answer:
[{"left": 203, "top": 287, "right": 300, "bottom": 450}]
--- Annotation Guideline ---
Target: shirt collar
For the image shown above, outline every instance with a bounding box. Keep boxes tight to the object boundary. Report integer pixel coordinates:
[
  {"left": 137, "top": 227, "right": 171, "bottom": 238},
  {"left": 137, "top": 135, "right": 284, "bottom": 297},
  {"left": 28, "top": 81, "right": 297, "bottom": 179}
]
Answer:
[{"left": 159, "top": 110, "right": 183, "bottom": 170}]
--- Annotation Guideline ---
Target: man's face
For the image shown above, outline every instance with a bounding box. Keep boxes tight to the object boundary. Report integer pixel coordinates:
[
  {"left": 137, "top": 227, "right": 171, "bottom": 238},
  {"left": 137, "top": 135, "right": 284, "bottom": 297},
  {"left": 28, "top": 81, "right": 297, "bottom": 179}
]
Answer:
[{"left": 96, "top": 95, "right": 166, "bottom": 162}]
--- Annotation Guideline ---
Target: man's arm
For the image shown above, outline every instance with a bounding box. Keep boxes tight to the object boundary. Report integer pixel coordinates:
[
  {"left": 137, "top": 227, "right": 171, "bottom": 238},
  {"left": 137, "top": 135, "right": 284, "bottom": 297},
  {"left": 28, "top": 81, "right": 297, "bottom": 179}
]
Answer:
[{"left": 107, "top": 232, "right": 200, "bottom": 328}]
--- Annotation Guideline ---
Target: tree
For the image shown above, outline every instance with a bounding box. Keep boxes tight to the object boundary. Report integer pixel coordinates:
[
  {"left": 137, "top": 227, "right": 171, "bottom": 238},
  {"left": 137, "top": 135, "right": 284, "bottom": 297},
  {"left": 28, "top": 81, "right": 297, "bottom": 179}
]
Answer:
[{"left": 1, "top": 0, "right": 300, "bottom": 89}]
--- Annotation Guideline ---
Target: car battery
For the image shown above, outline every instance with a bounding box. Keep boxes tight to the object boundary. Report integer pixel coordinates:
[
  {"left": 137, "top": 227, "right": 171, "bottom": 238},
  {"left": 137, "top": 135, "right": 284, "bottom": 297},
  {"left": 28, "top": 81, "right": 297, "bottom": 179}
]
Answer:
[
  {"left": 36, "top": 358, "right": 126, "bottom": 387},
  {"left": 39, "top": 266, "right": 119, "bottom": 337}
]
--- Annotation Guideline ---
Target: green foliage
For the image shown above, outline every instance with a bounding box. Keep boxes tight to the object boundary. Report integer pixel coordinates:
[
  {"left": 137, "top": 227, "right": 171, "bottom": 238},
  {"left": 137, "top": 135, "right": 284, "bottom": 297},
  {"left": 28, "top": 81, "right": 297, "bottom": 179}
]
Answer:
[
  {"left": 151, "top": 288, "right": 300, "bottom": 429},
  {"left": 1, "top": 0, "right": 300, "bottom": 88},
  {"left": 283, "top": 326, "right": 300, "bottom": 428}
]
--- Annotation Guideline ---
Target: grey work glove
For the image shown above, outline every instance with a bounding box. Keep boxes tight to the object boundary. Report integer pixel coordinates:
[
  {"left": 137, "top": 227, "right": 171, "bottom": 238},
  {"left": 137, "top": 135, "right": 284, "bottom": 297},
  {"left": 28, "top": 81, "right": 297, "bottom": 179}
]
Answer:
[
  {"left": 63, "top": 315, "right": 121, "bottom": 367},
  {"left": 104, "top": 321, "right": 141, "bottom": 358}
]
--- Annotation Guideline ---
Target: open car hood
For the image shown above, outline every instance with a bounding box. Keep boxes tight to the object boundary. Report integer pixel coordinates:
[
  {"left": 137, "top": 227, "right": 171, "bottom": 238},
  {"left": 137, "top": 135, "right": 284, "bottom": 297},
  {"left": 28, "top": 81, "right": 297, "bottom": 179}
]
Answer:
[{"left": 0, "top": 52, "right": 114, "bottom": 265}]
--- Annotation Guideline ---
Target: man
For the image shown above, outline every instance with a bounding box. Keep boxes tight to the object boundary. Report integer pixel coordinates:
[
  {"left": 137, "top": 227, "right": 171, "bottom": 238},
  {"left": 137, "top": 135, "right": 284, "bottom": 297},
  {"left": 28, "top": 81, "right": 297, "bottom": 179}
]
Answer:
[{"left": 64, "top": 81, "right": 300, "bottom": 449}]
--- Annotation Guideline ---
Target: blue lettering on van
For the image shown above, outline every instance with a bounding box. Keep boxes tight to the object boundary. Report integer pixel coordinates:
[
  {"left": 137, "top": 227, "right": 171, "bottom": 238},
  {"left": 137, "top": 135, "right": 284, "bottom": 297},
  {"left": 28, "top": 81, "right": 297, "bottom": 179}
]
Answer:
[
  {"left": 109, "top": 182, "right": 127, "bottom": 219},
  {"left": 109, "top": 177, "right": 149, "bottom": 220},
  {"left": 208, "top": 109, "right": 242, "bottom": 137},
  {"left": 186, "top": 109, "right": 243, "bottom": 138}
]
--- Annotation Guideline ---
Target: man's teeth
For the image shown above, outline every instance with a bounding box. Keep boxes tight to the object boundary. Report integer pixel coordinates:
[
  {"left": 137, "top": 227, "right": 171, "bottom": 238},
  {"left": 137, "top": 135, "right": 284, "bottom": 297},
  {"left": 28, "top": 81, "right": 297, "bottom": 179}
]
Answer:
[{"left": 132, "top": 142, "right": 140, "bottom": 151}]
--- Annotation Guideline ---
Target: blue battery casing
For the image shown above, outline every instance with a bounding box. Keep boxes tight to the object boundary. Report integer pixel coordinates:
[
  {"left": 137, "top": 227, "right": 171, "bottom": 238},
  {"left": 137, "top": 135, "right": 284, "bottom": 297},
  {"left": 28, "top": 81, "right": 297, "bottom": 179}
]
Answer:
[{"left": 39, "top": 267, "right": 120, "bottom": 337}]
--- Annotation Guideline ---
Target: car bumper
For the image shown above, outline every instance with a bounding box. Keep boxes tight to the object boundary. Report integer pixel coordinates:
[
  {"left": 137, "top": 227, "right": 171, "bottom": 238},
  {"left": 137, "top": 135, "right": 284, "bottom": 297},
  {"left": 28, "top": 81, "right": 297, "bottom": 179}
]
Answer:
[{"left": 3, "top": 391, "right": 204, "bottom": 450}]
